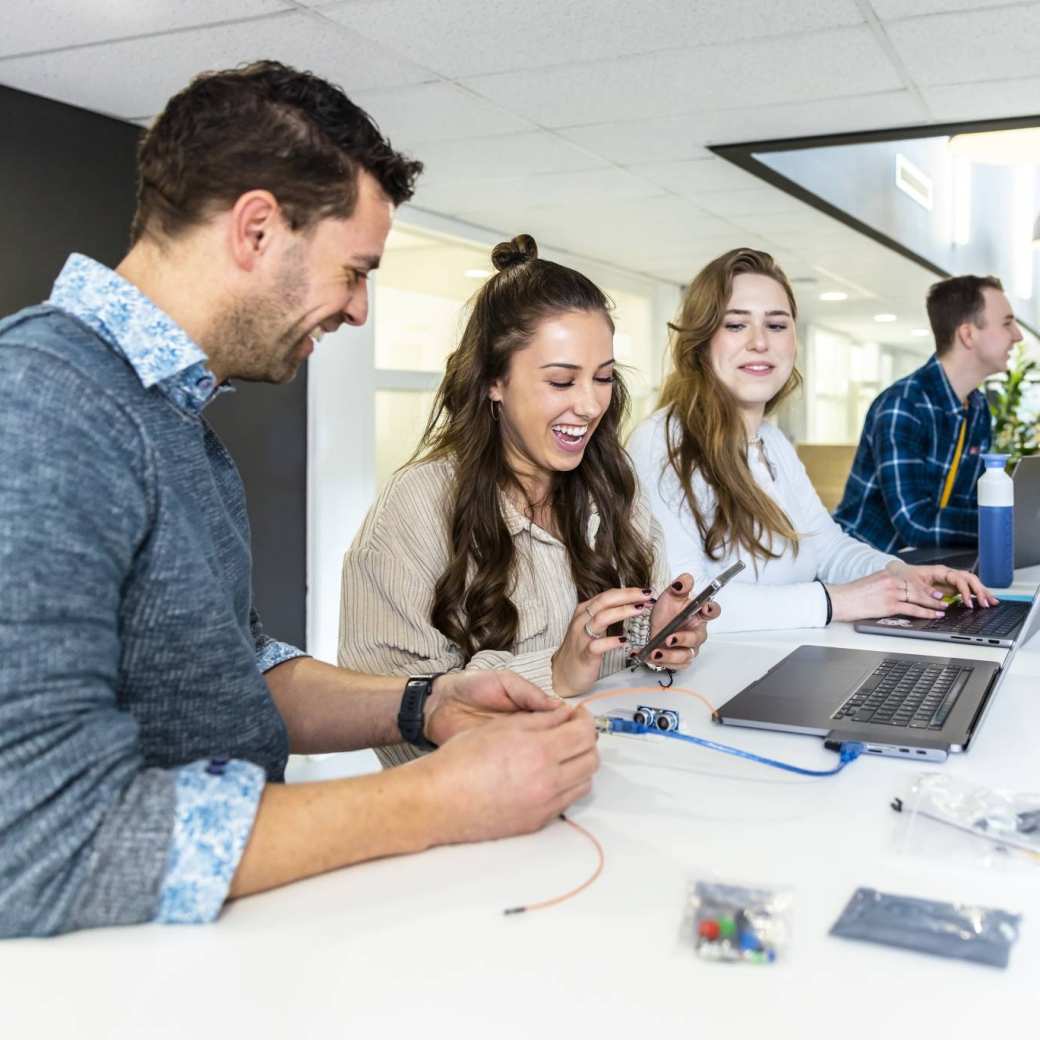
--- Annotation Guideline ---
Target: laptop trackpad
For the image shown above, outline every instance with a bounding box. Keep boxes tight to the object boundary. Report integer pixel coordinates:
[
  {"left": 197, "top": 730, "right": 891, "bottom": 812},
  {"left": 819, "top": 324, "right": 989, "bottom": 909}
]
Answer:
[{"left": 721, "top": 645, "right": 881, "bottom": 730}]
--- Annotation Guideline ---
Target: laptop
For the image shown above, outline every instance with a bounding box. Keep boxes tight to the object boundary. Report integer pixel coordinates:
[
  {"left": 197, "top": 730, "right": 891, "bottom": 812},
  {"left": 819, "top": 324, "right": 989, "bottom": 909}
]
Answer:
[
  {"left": 896, "top": 454, "right": 1040, "bottom": 571},
  {"left": 854, "top": 591, "right": 1034, "bottom": 649},
  {"left": 717, "top": 589, "right": 1040, "bottom": 763}
]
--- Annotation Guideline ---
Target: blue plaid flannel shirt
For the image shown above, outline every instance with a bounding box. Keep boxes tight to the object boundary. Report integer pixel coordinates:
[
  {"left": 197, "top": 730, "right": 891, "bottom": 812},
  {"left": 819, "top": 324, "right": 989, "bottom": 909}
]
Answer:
[{"left": 834, "top": 355, "right": 991, "bottom": 553}]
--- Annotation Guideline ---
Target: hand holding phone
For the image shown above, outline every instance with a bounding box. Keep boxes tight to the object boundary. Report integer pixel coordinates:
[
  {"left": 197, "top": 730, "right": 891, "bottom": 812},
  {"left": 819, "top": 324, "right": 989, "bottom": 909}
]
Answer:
[{"left": 631, "top": 561, "right": 744, "bottom": 666}]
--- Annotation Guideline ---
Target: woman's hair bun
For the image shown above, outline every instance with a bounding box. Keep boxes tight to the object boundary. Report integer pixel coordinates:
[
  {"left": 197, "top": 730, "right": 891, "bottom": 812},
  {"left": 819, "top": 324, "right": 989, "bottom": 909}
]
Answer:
[{"left": 491, "top": 234, "right": 538, "bottom": 272}]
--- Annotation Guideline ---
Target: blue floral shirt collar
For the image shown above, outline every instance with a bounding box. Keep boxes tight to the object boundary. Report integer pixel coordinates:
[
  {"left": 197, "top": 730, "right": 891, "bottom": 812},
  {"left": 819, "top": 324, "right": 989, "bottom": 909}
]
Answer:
[{"left": 48, "top": 253, "right": 229, "bottom": 415}]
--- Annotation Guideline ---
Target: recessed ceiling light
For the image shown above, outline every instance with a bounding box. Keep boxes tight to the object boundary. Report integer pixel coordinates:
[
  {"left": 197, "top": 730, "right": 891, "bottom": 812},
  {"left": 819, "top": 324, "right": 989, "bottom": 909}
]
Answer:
[
  {"left": 464, "top": 268, "right": 492, "bottom": 279},
  {"left": 874, "top": 313, "right": 898, "bottom": 323},
  {"left": 819, "top": 291, "right": 848, "bottom": 302},
  {"left": 911, "top": 328, "right": 930, "bottom": 337}
]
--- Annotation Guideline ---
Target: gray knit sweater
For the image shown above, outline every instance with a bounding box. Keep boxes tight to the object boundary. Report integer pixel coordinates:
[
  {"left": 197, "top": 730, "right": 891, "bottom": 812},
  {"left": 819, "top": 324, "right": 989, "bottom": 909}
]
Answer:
[{"left": 0, "top": 305, "right": 290, "bottom": 936}]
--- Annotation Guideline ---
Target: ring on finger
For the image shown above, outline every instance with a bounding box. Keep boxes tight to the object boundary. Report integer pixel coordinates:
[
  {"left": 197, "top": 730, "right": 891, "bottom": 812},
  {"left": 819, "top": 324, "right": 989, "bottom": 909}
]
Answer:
[
  {"left": 686, "top": 647, "right": 696, "bottom": 664},
  {"left": 902, "top": 580, "right": 909, "bottom": 603},
  {"left": 583, "top": 620, "right": 603, "bottom": 640}
]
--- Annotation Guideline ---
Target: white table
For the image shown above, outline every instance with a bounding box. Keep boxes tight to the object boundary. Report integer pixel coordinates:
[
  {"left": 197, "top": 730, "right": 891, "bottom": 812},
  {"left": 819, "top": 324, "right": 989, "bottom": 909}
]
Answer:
[{"left": 4, "top": 571, "right": 1039, "bottom": 1040}]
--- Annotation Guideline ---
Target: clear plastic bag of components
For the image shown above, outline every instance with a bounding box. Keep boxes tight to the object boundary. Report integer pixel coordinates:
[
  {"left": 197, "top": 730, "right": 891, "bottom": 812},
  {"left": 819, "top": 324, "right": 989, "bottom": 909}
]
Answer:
[
  {"left": 893, "top": 772, "right": 1040, "bottom": 870},
  {"left": 683, "top": 879, "right": 792, "bottom": 964}
]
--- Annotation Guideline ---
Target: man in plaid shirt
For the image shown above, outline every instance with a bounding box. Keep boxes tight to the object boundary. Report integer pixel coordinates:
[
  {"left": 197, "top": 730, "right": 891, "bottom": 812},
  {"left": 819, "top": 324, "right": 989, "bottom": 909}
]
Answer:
[{"left": 835, "top": 275, "right": 1021, "bottom": 553}]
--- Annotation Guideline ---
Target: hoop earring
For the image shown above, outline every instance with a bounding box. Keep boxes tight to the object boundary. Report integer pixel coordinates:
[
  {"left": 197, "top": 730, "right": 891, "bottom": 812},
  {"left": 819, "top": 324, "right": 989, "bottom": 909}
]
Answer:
[{"left": 489, "top": 399, "right": 501, "bottom": 422}]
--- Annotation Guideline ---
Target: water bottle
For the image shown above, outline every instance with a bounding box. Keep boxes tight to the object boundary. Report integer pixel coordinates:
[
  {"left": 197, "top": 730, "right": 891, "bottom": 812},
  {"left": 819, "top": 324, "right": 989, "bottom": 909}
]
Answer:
[{"left": 977, "top": 453, "right": 1014, "bottom": 588}]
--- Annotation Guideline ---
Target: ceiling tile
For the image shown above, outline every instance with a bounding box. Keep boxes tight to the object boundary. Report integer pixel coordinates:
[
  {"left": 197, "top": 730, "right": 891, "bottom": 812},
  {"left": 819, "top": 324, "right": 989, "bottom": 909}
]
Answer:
[
  {"left": 411, "top": 167, "right": 663, "bottom": 217},
  {"left": 0, "top": 11, "right": 434, "bottom": 118},
  {"left": 729, "top": 204, "right": 851, "bottom": 237},
  {"left": 556, "top": 90, "right": 928, "bottom": 163},
  {"left": 695, "top": 187, "right": 808, "bottom": 218},
  {"left": 871, "top": 0, "right": 1015, "bottom": 18},
  {"left": 626, "top": 157, "right": 770, "bottom": 195},
  {"left": 412, "top": 132, "right": 607, "bottom": 180},
  {"left": 922, "top": 77, "right": 1040, "bottom": 122},
  {"left": 886, "top": 7, "right": 1040, "bottom": 86},
  {"left": 462, "top": 28, "right": 905, "bottom": 128},
  {"left": 319, "top": 0, "right": 864, "bottom": 78},
  {"left": 353, "top": 83, "right": 534, "bottom": 148},
  {"left": 0, "top": 0, "right": 291, "bottom": 58}
]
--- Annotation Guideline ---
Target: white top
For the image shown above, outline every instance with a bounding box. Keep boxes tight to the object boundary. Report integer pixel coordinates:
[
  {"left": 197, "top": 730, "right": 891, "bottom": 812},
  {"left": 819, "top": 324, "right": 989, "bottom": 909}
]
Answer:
[{"left": 627, "top": 410, "right": 896, "bottom": 632}]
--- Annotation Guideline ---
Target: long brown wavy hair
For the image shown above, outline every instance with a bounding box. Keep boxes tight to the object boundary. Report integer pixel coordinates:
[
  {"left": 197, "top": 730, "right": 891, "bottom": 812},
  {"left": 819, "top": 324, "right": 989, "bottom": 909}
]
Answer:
[
  {"left": 411, "top": 234, "right": 655, "bottom": 661},
  {"left": 657, "top": 248, "right": 802, "bottom": 562}
]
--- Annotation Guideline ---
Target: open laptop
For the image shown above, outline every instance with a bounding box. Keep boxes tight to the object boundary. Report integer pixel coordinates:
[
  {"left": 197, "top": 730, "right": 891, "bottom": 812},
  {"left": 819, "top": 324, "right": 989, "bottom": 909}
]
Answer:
[
  {"left": 854, "top": 588, "right": 1034, "bottom": 648},
  {"left": 896, "top": 454, "right": 1040, "bottom": 571},
  {"left": 717, "top": 589, "right": 1040, "bottom": 763}
]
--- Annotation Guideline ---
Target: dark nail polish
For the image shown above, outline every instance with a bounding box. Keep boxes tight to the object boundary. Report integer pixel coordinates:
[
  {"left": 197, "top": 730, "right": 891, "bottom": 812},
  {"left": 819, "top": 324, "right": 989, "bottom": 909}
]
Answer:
[
  {"left": 618, "top": 635, "right": 628, "bottom": 644},
  {"left": 671, "top": 580, "right": 683, "bottom": 591},
  {"left": 667, "top": 635, "right": 678, "bottom": 646},
  {"left": 642, "top": 587, "right": 653, "bottom": 595},
  {"left": 653, "top": 650, "right": 663, "bottom": 660}
]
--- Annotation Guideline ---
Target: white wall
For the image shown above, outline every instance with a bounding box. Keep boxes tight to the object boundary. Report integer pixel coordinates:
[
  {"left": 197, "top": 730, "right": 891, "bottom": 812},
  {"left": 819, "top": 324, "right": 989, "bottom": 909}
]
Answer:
[{"left": 306, "top": 318, "right": 375, "bottom": 664}]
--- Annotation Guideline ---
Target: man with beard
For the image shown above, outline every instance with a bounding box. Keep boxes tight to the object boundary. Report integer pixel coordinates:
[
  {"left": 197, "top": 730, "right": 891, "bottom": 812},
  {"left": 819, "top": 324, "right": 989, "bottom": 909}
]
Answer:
[{"left": 0, "top": 61, "right": 598, "bottom": 938}]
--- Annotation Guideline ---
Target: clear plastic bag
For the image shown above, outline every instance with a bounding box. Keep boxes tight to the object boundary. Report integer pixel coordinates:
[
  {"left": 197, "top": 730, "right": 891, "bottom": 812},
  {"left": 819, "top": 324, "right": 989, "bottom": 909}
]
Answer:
[
  {"left": 829, "top": 887, "right": 1021, "bottom": 968},
  {"left": 683, "top": 880, "right": 792, "bottom": 964},
  {"left": 893, "top": 772, "right": 1040, "bottom": 869}
]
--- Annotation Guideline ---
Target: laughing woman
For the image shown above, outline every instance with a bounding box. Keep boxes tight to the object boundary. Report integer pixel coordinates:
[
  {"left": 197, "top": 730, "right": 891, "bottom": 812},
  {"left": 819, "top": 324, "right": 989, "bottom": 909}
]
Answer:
[
  {"left": 339, "top": 235, "right": 718, "bottom": 766},
  {"left": 627, "top": 247, "right": 990, "bottom": 634}
]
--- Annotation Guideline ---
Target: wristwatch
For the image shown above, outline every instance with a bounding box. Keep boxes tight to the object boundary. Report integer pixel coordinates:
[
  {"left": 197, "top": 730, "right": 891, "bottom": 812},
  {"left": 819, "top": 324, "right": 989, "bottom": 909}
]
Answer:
[{"left": 397, "top": 673, "right": 443, "bottom": 751}]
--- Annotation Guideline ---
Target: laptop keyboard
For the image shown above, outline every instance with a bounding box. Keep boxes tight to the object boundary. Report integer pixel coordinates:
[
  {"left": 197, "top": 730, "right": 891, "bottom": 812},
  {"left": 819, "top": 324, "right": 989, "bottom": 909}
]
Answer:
[
  {"left": 920, "top": 601, "right": 1025, "bottom": 638},
  {"left": 832, "top": 660, "right": 972, "bottom": 730}
]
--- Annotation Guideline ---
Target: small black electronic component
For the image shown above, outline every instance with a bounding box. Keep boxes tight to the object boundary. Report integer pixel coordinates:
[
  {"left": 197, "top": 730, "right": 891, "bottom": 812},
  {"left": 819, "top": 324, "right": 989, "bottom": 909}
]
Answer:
[{"left": 633, "top": 706, "right": 680, "bottom": 732}]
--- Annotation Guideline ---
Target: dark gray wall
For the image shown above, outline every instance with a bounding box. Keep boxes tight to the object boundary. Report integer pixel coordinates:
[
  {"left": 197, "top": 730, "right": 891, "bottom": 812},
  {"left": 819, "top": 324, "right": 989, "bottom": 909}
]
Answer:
[
  {"left": 0, "top": 84, "right": 307, "bottom": 649},
  {"left": 0, "top": 85, "right": 139, "bottom": 314}
]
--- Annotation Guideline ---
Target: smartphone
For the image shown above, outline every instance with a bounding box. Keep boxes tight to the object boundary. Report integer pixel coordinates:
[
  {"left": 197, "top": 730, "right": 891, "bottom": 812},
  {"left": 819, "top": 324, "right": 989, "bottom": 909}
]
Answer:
[{"left": 631, "top": 561, "right": 745, "bottom": 664}]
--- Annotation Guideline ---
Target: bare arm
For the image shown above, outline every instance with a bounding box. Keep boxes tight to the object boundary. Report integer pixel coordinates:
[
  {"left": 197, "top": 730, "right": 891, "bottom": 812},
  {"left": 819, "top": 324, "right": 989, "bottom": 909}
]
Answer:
[
  {"left": 264, "top": 656, "right": 406, "bottom": 754},
  {"left": 264, "top": 657, "right": 564, "bottom": 755}
]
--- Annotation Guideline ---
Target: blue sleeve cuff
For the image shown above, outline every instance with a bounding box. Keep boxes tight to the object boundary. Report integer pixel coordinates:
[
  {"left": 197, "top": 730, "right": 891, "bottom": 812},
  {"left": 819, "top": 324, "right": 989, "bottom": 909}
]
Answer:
[
  {"left": 256, "top": 639, "right": 308, "bottom": 673},
  {"left": 155, "top": 758, "right": 265, "bottom": 925}
]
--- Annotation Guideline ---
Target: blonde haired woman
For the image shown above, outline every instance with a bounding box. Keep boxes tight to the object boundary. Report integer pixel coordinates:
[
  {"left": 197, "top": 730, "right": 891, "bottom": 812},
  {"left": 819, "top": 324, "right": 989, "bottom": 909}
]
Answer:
[{"left": 627, "top": 248, "right": 991, "bottom": 632}]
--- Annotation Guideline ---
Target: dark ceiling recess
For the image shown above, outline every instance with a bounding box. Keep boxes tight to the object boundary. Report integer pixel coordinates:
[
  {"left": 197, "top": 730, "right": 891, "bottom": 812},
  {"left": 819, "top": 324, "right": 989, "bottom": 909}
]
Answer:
[{"left": 710, "top": 111, "right": 1040, "bottom": 340}]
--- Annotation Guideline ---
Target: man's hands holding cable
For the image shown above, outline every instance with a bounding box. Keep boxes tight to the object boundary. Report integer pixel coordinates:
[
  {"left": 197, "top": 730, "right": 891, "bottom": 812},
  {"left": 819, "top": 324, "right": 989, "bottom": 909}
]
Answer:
[
  {"left": 826, "top": 561, "right": 995, "bottom": 623},
  {"left": 643, "top": 572, "right": 720, "bottom": 670},
  {"left": 424, "top": 669, "right": 562, "bottom": 746},
  {"left": 416, "top": 701, "right": 598, "bottom": 845}
]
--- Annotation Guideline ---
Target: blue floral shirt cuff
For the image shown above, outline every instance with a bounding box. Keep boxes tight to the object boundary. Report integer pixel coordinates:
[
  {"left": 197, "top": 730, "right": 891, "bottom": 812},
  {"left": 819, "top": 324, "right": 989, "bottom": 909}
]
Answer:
[
  {"left": 255, "top": 638, "right": 308, "bottom": 673},
  {"left": 155, "top": 758, "right": 265, "bottom": 925}
]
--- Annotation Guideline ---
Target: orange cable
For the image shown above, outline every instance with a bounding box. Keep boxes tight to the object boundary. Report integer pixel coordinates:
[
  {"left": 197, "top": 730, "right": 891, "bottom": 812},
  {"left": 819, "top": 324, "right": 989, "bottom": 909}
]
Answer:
[
  {"left": 503, "top": 814, "right": 605, "bottom": 915},
  {"left": 581, "top": 683, "right": 720, "bottom": 722}
]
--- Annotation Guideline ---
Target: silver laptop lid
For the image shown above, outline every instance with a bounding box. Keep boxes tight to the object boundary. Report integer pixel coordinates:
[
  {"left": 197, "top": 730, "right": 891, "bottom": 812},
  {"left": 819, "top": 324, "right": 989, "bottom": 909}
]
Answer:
[
  {"left": 1013, "top": 456, "right": 1040, "bottom": 568},
  {"left": 989, "top": 585, "right": 1040, "bottom": 688}
]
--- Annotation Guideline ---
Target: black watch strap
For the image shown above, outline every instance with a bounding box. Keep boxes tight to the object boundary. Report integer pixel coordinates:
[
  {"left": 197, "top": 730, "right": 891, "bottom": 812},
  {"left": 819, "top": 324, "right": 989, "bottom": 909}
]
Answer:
[{"left": 398, "top": 674, "right": 443, "bottom": 751}]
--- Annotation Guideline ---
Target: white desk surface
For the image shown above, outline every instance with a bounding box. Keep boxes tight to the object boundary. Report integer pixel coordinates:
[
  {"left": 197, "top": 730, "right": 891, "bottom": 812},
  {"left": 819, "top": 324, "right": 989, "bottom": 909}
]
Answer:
[{"left": 4, "top": 569, "right": 1039, "bottom": 1040}]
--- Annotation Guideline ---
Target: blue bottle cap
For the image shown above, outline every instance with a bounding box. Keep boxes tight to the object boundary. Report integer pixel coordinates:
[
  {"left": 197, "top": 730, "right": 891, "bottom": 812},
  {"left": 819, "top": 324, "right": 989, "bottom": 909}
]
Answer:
[{"left": 982, "top": 453, "right": 1009, "bottom": 468}]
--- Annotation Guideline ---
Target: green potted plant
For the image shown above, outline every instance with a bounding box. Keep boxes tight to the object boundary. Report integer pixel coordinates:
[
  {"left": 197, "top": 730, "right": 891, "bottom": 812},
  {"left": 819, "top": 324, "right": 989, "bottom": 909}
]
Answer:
[{"left": 986, "top": 341, "right": 1040, "bottom": 464}]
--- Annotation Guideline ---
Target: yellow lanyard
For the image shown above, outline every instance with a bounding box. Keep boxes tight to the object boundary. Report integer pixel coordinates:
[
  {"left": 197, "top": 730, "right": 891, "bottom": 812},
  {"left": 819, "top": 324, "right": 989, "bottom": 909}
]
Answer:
[{"left": 939, "top": 412, "right": 967, "bottom": 509}]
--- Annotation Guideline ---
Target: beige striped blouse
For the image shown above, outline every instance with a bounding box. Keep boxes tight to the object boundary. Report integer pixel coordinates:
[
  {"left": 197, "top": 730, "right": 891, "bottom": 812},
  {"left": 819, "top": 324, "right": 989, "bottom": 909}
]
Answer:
[{"left": 338, "top": 456, "right": 670, "bottom": 766}]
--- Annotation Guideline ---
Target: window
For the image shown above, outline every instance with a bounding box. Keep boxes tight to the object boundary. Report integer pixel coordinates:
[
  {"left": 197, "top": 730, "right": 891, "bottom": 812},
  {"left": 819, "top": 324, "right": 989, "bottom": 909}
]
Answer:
[{"left": 372, "top": 224, "right": 664, "bottom": 488}]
